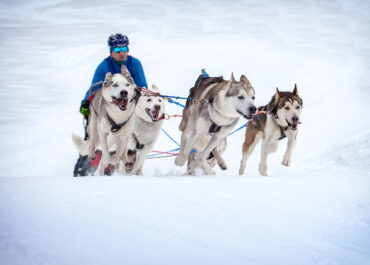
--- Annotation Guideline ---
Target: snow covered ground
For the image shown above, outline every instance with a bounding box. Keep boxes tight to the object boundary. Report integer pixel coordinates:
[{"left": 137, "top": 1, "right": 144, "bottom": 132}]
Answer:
[{"left": 0, "top": 0, "right": 369, "bottom": 264}]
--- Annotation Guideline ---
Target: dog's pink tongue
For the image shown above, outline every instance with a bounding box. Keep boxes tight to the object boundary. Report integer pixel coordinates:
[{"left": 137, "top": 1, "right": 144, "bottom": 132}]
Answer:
[
  {"left": 152, "top": 110, "right": 159, "bottom": 120},
  {"left": 111, "top": 97, "right": 120, "bottom": 106},
  {"left": 120, "top": 99, "right": 128, "bottom": 109}
]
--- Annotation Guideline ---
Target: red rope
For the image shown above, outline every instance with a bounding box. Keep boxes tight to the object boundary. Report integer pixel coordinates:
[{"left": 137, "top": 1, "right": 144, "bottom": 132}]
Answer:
[{"left": 151, "top": 150, "right": 179, "bottom": 156}]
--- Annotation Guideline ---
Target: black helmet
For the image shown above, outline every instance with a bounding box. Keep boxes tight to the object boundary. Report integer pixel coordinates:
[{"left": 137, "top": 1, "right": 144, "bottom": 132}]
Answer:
[{"left": 108, "top": 33, "right": 129, "bottom": 49}]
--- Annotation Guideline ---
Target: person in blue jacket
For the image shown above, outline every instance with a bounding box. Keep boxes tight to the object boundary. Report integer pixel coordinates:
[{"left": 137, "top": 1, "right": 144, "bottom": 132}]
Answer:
[{"left": 80, "top": 33, "right": 148, "bottom": 116}]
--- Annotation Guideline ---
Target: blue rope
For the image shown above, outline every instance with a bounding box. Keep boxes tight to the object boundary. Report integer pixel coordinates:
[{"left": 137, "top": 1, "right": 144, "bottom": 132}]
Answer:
[
  {"left": 161, "top": 95, "right": 194, "bottom": 101},
  {"left": 165, "top": 97, "right": 186, "bottom": 108},
  {"left": 226, "top": 123, "right": 248, "bottom": 137},
  {"left": 161, "top": 128, "right": 180, "bottom": 146}
]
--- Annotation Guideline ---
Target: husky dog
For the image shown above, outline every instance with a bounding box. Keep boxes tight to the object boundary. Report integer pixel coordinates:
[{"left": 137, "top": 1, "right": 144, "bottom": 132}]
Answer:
[
  {"left": 73, "top": 67, "right": 138, "bottom": 176},
  {"left": 123, "top": 85, "right": 166, "bottom": 175},
  {"left": 175, "top": 73, "right": 256, "bottom": 175},
  {"left": 239, "top": 85, "right": 303, "bottom": 176}
]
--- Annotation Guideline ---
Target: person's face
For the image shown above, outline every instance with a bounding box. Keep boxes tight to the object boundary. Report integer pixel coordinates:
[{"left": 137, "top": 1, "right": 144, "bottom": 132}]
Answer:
[{"left": 111, "top": 49, "right": 128, "bottom": 61}]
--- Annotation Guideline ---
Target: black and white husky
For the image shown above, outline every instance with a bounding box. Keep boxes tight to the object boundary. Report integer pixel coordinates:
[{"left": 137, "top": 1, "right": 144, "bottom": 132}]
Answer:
[
  {"left": 239, "top": 85, "right": 303, "bottom": 176},
  {"left": 175, "top": 73, "right": 256, "bottom": 175},
  {"left": 72, "top": 67, "right": 138, "bottom": 176}
]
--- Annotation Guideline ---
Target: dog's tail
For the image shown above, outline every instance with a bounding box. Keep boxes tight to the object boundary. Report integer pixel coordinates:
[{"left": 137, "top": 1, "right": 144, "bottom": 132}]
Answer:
[{"left": 72, "top": 132, "right": 89, "bottom": 155}]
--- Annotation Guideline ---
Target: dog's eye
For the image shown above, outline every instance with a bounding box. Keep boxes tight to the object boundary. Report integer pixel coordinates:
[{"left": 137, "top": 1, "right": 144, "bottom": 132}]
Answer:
[
  {"left": 113, "top": 83, "right": 118, "bottom": 88},
  {"left": 159, "top": 99, "right": 162, "bottom": 102},
  {"left": 238, "top": 96, "right": 245, "bottom": 100},
  {"left": 285, "top": 107, "right": 290, "bottom": 110},
  {"left": 296, "top": 106, "right": 300, "bottom": 109},
  {"left": 125, "top": 83, "right": 130, "bottom": 87},
  {"left": 147, "top": 98, "right": 152, "bottom": 102},
  {"left": 251, "top": 96, "right": 255, "bottom": 100}
]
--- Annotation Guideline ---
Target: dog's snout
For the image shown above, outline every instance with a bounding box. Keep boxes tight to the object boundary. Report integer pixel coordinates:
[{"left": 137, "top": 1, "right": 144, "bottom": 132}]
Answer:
[
  {"left": 249, "top": 106, "right": 257, "bottom": 114},
  {"left": 292, "top": 116, "right": 299, "bottom": 123},
  {"left": 154, "top": 105, "right": 161, "bottom": 111},
  {"left": 120, "top": 90, "right": 128, "bottom": 97}
]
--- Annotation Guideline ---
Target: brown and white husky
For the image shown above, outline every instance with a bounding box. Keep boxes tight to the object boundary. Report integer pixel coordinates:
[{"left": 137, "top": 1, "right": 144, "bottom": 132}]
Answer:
[{"left": 239, "top": 85, "right": 303, "bottom": 176}]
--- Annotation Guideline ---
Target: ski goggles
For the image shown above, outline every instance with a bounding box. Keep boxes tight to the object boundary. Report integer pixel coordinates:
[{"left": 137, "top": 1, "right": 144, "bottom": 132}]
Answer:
[{"left": 113, "top": 46, "right": 128, "bottom": 53}]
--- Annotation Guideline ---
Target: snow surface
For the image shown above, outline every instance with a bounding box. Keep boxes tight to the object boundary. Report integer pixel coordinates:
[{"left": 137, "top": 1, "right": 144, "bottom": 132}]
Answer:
[{"left": 0, "top": 0, "right": 369, "bottom": 264}]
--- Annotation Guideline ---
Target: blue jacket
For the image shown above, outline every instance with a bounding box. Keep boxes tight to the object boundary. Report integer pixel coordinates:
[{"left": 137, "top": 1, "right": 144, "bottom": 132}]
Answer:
[{"left": 83, "top": 55, "right": 148, "bottom": 101}]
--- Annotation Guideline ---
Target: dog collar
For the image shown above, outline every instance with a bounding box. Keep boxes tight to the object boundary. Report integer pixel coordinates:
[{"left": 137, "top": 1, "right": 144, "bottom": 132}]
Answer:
[
  {"left": 278, "top": 126, "right": 288, "bottom": 140},
  {"left": 133, "top": 134, "right": 145, "bottom": 149},
  {"left": 257, "top": 112, "right": 287, "bottom": 141},
  {"left": 107, "top": 114, "right": 131, "bottom": 133},
  {"left": 270, "top": 114, "right": 288, "bottom": 140}
]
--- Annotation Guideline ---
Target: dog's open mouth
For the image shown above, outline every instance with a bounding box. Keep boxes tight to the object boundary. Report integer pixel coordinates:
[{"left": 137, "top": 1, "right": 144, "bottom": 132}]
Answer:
[
  {"left": 145, "top": 108, "right": 160, "bottom": 122},
  {"left": 237, "top": 110, "right": 254, "bottom": 120},
  {"left": 286, "top": 119, "right": 302, "bottom": 130},
  {"left": 111, "top": 96, "right": 128, "bottom": 110}
]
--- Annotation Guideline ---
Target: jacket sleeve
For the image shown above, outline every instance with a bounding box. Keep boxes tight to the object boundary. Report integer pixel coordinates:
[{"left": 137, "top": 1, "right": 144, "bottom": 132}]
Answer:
[
  {"left": 133, "top": 59, "right": 148, "bottom": 88},
  {"left": 82, "top": 62, "right": 107, "bottom": 101}
]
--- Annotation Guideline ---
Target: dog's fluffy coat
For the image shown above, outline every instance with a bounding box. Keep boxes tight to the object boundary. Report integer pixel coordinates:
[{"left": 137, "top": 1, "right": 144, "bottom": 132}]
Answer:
[
  {"left": 239, "top": 85, "right": 303, "bottom": 176},
  {"left": 176, "top": 73, "right": 256, "bottom": 175}
]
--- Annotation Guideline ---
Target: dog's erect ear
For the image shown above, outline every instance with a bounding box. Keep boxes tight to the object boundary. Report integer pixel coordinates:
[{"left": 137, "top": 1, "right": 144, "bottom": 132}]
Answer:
[
  {"left": 121, "top": 65, "right": 135, "bottom": 85},
  {"left": 151, "top": 84, "right": 160, "bottom": 94},
  {"left": 230, "top": 72, "right": 236, "bottom": 83},
  {"left": 240, "top": 75, "right": 250, "bottom": 84},
  {"left": 103, "top": 72, "right": 113, "bottom": 87},
  {"left": 104, "top": 72, "right": 112, "bottom": 82},
  {"left": 121, "top": 65, "right": 129, "bottom": 76},
  {"left": 274, "top": 87, "right": 281, "bottom": 103},
  {"left": 293, "top": 84, "right": 299, "bottom": 96}
]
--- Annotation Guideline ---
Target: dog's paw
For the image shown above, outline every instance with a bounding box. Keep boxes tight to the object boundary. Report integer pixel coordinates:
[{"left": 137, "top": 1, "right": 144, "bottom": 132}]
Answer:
[
  {"left": 125, "top": 162, "right": 134, "bottom": 172},
  {"left": 175, "top": 155, "right": 187, "bottom": 166},
  {"left": 206, "top": 168, "right": 216, "bottom": 175},
  {"left": 258, "top": 164, "right": 268, "bottom": 176},
  {"left": 88, "top": 154, "right": 96, "bottom": 161},
  {"left": 218, "top": 162, "right": 227, "bottom": 170},
  {"left": 239, "top": 165, "right": 245, "bottom": 175},
  {"left": 282, "top": 156, "right": 291, "bottom": 167}
]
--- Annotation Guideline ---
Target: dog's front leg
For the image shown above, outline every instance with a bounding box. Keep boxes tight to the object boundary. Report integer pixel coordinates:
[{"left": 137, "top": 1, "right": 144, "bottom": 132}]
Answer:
[
  {"left": 96, "top": 131, "right": 110, "bottom": 176},
  {"left": 259, "top": 137, "right": 273, "bottom": 176},
  {"left": 239, "top": 132, "right": 261, "bottom": 175},
  {"left": 200, "top": 159, "right": 216, "bottom": 175},
  {"left": 282, "top": 132, "right": 297, "bottom": 167},
  {"left": 175, "top": 130, "right": 201, "bottom": 167},
  {"left": 191, "top": 135, "right": 221, "bottom": 174},
  {"left": 118, "top": 136, "right": 133, "bottom": 175},
  {"left": 175, "top": 131, "right": 191, "bottom": 166},
  {"left": 130, "top": 144, "right": 151, "bottom": 175},
  {"left": 110, "top": 136, "right": 122, "bottom": 165},
  {"left": 212, "top": 147, "right": 227, "bottom": 170},
  {"left": 185, "top": 153, "right": 196, "bottom": 175},
  {"left": 192, "top": 119, "right": 238, "bottom": 173}
]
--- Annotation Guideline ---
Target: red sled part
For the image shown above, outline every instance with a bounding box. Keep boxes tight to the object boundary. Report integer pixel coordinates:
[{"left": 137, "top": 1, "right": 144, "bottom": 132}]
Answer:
[{"left": 90, "top": 151, "right": 111, "bottom": 171}]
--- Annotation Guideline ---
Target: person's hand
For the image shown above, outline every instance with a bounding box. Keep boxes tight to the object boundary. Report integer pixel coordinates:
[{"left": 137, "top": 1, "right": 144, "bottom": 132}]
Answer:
[{"left": 80, "top": 100, "right": 90, "bottom": 116}]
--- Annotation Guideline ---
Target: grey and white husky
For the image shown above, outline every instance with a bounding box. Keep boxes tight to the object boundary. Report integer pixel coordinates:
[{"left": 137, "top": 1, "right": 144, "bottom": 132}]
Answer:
[
  {"left": 72, "top": 67, "right": 138, "bottom": 176},
  {"left": 175, "top": 73, "right": 256, "bottom": 175},
  {"left": 123, "top": 85, "right": 166, "bottom": 175},
  {"left": 239, "top": 85, "right": 303, "bottom": 176}
]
